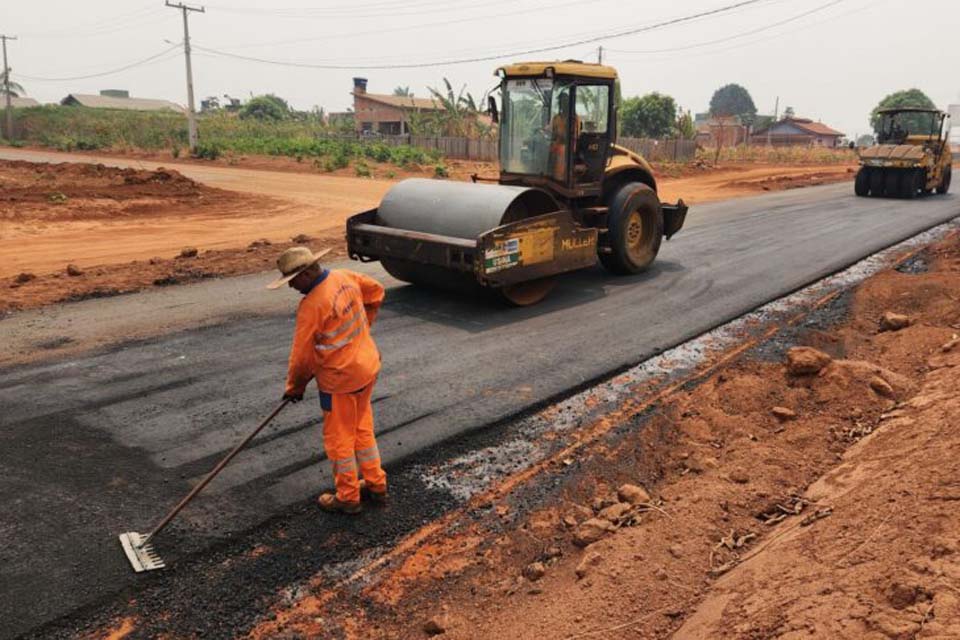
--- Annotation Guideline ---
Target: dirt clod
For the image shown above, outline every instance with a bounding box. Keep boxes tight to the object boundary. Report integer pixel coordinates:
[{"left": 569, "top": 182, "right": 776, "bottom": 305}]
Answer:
[
  {"left": 573, "top": 518, "right": 615, "bottom": 547},
  {"left": 291, "top": 234, "right": 313, "bottom": 243},
  {"left": 879, "top": 311, "right": 910, "bottom": 332},
  {"left": 179, "top": 247, "right": 199, "bottom": 259},
  {"left": 14, "top": 272, "right": 36, "bottom": 284},
  {"left": 785, "top": 346, "right": 832, "bottom": 375},
  {"left": 617, "top": 483, "right": 651, "bottom": 505},
  {"left": 771, "top": 406, "right": 796, "bottom": 420},
  {"left": 598, "top": 502, "right": 631, "bottom": 523},
  {"left": 65, "top": 264, "right": 83, "bottom": 277},
  {"left": 728, "top": 468, "right": 750, "bottom": 484},
  {"left": 423, "top": 614, "right": 448, "bottom": 635},
  {"left": 523, "top": 562, "right": 546, "bottom": 582},
  {"left": 869, "top": 376, "right": 895, "bottom": 398},
  {"left": 575, "top": 552, "right": 601, "bottom": 579},
  {"left": 248, "top": 238, "right": 272, "bottom": 249}
]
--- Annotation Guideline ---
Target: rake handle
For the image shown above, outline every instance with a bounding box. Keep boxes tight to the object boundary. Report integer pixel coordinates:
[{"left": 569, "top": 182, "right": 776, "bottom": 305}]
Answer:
[{"left": 141, "top": 399, "right": 290, "bottom": 546}]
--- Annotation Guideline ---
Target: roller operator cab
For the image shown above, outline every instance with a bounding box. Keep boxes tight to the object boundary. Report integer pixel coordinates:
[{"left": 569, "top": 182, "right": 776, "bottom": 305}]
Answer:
[
  {"left": 346, "top": 61, "right": 689, "bottom": 306},
  {"left": 855, "top": 108, "right": 952, "bottom": 198}
]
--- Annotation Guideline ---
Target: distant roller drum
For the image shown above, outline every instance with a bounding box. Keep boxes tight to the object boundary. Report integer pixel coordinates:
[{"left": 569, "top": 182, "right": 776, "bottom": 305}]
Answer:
[{"left": 375, "top": 179, "right": 560, "bottom": 302}]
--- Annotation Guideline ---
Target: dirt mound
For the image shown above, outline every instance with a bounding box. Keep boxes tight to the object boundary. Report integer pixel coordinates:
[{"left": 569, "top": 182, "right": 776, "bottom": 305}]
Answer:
[{"left": 0, "top": 160, "right": 204, "bottom": 209}]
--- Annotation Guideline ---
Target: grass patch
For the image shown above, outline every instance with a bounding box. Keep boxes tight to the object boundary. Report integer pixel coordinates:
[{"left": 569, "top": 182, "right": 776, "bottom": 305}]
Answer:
[{"left": 8, "top": 106, "right": 443, "bottom": 169}]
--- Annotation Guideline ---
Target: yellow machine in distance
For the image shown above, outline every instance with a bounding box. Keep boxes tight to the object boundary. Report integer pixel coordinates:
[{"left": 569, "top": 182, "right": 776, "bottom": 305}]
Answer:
[{"left": 856, "top": 108, "right": 952, "bottom": 198}]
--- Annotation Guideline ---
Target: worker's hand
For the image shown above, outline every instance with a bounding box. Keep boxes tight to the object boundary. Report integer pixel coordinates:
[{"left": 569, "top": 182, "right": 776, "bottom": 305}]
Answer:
[{"left": 282, "top": 392, "right": 304, "bottom": 403}]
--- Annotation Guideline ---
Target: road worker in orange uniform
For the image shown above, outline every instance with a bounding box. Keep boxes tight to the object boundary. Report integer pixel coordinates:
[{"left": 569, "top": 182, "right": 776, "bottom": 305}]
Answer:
[{"left": 268, "top": 246, "right": 388, "bottom": 514}]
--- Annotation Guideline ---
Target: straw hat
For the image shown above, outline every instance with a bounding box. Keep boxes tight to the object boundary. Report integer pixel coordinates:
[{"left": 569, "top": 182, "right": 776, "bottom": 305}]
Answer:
[{"left": 267, "top": 246, "right": 332, "bottom": 289}]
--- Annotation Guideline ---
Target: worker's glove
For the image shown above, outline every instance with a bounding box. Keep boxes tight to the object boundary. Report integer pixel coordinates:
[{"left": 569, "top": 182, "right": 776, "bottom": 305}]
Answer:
[{"left": 282, "top": 392, "right": 304, "bottom": 403}]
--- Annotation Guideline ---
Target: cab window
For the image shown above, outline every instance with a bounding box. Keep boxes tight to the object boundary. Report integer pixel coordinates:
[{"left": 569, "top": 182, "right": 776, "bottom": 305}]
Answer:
[{"left": 575, "top": 85, "right": 610, "bottom": 134}]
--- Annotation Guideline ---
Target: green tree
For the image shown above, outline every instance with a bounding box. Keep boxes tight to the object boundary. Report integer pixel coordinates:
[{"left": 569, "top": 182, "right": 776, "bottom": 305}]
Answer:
[
  {"left": 393, "top": 86, "right": 412, "bottom": 97},
  {"left": 675, "top": 108, "right": 696, "bottom": 140},
  {"left": 0, "top": 70, "right": 25, "bottom": 97},
  {"left": 870, "top": 88, "right": 936, "bottom": 132},
  {"left": 620, "top": 92, "right": 677, "bottom": 138},
  {"left": 239, "top": 94, "right": 291, "bottom": 121},
  {"left": 783, "top": 105, "right": 796, "bottom": 119},
  {"left": 709, "top": 83, "right": 757, "bottom": 119}
]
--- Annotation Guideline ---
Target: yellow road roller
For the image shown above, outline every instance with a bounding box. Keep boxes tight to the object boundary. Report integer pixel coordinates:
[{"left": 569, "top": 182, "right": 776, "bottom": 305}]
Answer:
[
  {"left": 347, "top": 61, "right": 688, "bottom": 305},
  {"left": 855, "top": 107, "right": 952, "bottom": 199}
]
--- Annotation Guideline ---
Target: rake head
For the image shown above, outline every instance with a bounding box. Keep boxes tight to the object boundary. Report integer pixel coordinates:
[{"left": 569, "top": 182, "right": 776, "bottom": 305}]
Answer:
[{"left": 119, "top": 531, "right": 166, "bottom": 572}]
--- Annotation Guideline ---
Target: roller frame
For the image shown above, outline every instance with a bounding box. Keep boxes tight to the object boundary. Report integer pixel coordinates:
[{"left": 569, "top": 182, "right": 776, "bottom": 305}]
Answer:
[{"left": 347, "top": 208, "right": 599, "bottom": 289}]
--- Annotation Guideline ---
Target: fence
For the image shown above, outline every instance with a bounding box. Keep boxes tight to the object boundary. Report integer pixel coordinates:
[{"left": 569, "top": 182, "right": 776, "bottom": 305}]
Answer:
[
  {"left": 320, "top": 132, "right": 697, "bottom": 163},
  {"left": 617, "top": 137, "right": 698, "bottom": 163}
]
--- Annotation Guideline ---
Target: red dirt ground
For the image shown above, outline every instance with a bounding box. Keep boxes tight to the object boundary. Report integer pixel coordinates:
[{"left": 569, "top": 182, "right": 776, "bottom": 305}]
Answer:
[{"left": 244, "top": 232, "right": 960, "bottom": 639}]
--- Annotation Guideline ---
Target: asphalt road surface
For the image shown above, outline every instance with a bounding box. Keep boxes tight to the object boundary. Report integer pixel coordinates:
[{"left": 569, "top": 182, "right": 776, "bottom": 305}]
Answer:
[{"left": 2, "top": 183, "right": 958, "bottom": 638}]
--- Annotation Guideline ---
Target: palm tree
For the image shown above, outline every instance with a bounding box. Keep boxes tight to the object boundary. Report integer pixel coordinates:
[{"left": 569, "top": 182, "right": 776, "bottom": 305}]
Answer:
[
  {"left": 393, "top": 86, "right": 412, "bottom": 97},
  {"left": 427, "top": 78, "right": 482, "bottom": 136},
  {"left": 0, "top": 70, "right": 24, "bottom": 97}
]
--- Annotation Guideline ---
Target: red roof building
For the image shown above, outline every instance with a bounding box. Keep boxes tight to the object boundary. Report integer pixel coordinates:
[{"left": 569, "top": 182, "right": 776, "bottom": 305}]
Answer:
[
  {"left": 754, "top": 117, "right": 845, "bottom": 147},
  {"left": 351, "top": 77, "right": 442, "bottom": 135}
]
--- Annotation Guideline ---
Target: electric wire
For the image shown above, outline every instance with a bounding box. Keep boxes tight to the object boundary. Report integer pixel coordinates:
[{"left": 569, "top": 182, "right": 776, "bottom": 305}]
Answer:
[
  {"left": 192, "top": 0, "right": 772, "bottom": 70},
  {"left": 19, "top": 6, "right": 169, "bottom": 39},
  {"left": 208, "top": 0, "right": 613, "bottom": 50},
  {"left": 14, "top": 44, "right": 182, "bottom": 82},
  {"left": 605, "top": 0, "right": 845, "bottom": 54}
]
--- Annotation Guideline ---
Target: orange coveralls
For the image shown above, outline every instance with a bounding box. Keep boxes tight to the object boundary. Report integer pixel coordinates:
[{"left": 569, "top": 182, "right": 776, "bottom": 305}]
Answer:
[{"left": 285, "top": 269, "right": 387, "bottom": 504}]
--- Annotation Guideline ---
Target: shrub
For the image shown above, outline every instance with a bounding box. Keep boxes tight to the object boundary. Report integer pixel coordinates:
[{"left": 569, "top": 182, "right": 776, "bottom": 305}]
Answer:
[
  {"left": 192, "top": 141, "right": 222, "bottom": 160},
  {"left": 434, "top": 163, "right": 449, "bottom": 178}
]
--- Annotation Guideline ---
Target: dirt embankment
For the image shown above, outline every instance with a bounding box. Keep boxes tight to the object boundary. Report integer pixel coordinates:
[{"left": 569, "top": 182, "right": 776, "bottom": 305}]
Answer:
[
  {"left": 1, "top": 160, "right": 340, "bottom": 312},
  {"left": 2, "top": 155, "right": 853, "bottom": 314},
  {"left": 247, "top": 233, "right": 960, "bottom": 639}
]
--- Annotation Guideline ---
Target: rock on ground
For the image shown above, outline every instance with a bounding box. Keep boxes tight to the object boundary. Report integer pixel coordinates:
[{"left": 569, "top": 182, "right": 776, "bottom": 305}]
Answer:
[
  {"left": 785, "top": 346, "right": 832, "bottom": 375},
  {"left": 617, "top": 483, "right": 651, "bottom": 505}
]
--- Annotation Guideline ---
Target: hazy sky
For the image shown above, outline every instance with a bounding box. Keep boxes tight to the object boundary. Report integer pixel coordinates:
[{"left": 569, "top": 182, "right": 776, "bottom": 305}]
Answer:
[{"left": 3, "top": 0, "right": 958, "bottom": 139}]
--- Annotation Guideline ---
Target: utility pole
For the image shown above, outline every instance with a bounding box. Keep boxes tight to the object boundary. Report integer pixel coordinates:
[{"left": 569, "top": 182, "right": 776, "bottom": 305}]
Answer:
[
  {"left": 598, "top": 46, "right": 603, "bottom": 64},
  {"left": 767, "top": 95, "right": 779, "bottom": 147},
  {"left": 1, "top": 34, "right": 17, "bottom": 141},
  {"left": 166, "top": 1, "right": 204, "bottom": 152}
]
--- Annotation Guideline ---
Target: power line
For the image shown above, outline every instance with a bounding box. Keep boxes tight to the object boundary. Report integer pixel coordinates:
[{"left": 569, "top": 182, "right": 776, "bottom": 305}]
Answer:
[
  {"left": 606, "top": 0, "right": 878, "bottom": 62},
  {"left": 200, "top": 0, "right": 500, "bottom": 18},
  {"left": 19, "top": 6, "right": 169, "bottom": 39},
  {"left": 207, "top": 0, "right": 612, "bottom": 50},
  {"left": 606, "top": 0, "right": 845, "bottom": 55},
  {"left": 14, "top": 44, "right": 182, "bottom": 82},
  {"left": 193, "top": 0, "right": 772, "bottom": 70}
]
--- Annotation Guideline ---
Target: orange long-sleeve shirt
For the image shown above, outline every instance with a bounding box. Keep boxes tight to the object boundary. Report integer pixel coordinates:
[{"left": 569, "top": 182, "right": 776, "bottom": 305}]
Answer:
[{"left": 285, "top": 269, "right": 385, "bottom": 396}]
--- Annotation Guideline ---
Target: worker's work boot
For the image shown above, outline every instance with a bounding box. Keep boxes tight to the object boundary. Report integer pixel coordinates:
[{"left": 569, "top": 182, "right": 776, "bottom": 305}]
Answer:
[
  {"left": 317, "top": 493, "right": 362, "bottom": 514},
  {"left": 359, "top": 479, "right": 388, "bottom": 504}
]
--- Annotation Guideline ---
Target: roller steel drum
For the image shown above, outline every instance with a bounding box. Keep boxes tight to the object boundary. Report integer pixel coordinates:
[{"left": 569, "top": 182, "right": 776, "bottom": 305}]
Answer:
[{"left": 375, "top": 179, "right": 561, "bottom": 305}]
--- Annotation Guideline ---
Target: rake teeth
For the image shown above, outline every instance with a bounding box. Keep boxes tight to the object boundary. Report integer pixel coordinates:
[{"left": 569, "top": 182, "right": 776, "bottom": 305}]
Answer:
[{"left": 119, "top": 531, "right": 166, "bottom": 572}]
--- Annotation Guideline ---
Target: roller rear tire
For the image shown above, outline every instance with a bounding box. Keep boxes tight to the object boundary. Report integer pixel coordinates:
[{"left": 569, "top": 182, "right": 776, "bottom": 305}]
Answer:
[
  {"left": 869, "top": 170, "right": 885, "bottom": 197},
  {"left": 854, "top": 167, "right": 869, "bottom": 196}
]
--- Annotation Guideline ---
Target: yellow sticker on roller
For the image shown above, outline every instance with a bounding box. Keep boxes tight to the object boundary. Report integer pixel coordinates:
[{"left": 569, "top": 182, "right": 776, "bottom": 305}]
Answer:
[{"left": 518, "top": 228, "right": 556, "bottom": 265}]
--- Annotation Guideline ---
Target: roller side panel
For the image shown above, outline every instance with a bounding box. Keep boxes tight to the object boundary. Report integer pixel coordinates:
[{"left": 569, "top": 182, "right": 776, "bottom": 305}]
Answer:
[{"left": 477, "top": 211, "right": 598, "bottom": 287}]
